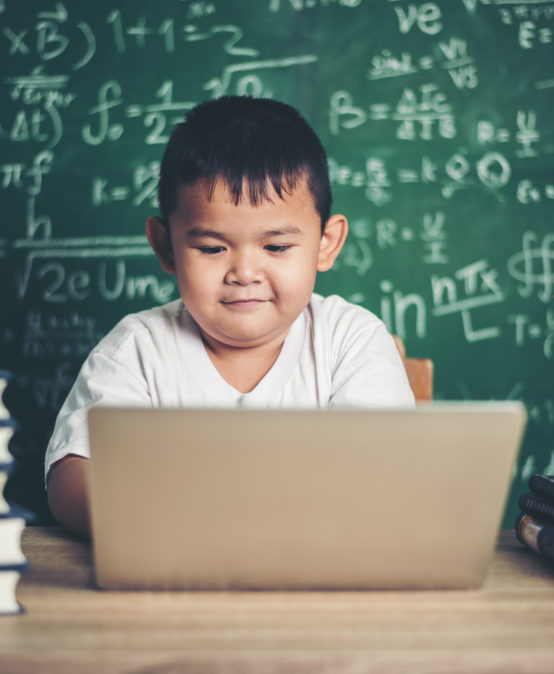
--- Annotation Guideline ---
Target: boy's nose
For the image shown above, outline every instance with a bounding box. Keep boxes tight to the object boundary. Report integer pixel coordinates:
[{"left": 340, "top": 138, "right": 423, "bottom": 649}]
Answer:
[{"left": 224, "top": 251, "right": 263, "bottom": 285}]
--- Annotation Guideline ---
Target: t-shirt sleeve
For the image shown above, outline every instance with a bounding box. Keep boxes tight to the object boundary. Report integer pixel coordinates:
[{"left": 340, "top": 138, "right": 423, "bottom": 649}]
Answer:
[
  {"left": 322, "top": 296, "right": 416, "bottom": 408},
  {"left": 44, "top": 325, "right": 152, "bottom": 485}
]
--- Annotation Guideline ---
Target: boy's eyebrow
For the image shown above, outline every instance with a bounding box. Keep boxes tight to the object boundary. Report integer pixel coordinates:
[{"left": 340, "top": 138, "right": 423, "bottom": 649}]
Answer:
[
  {"left": 186, "top": 227, "right": 227, "bottom": 240},
  {"left": 186, "top": 224, "right": 304, "bottom": 239},
  {"left": 264, "top": 224, "right": 303, "bottom": 237}
]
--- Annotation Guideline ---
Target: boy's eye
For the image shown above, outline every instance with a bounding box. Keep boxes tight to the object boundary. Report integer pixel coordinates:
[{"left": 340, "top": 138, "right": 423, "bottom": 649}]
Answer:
[
  {"left": 197, "top": 246, "right": 225, "bottom": 255},
  {"left": 265, "top": 244, "right": 291, "bottom": 253}
]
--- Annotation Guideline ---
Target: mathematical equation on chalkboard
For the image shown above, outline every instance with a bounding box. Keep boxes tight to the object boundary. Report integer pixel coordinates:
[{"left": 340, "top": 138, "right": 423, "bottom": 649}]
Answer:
[{"left": 1, "top": 0, "right": 553, "bottom": 495}]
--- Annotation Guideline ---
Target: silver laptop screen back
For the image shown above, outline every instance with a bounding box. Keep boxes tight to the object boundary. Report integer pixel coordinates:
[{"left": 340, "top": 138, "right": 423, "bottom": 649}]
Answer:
[{"left": 88, "top": 403, "right": 525, "bottom": 590}]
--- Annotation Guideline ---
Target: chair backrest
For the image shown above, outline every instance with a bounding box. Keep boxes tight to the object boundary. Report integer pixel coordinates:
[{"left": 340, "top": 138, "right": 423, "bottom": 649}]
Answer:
[{"left": 392, "top": 336, "right": 434, "bottom": 402}]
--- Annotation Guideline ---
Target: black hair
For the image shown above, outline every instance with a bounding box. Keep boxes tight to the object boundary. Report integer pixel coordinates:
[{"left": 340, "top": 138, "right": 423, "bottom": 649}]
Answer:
[{"left": 157, "top": 96, "right": 332, "bottom": 232}]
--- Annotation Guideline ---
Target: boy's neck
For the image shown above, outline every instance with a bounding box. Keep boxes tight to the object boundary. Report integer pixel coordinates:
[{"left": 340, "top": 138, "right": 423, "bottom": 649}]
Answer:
[{"left": 201, "top": 334, "right": 287, "bottom": 394}]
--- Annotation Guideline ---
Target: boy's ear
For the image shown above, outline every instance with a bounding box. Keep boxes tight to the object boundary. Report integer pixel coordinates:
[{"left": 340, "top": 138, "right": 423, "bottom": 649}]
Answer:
[
  {"left": 145, "top": 216, "right": 175, "bottom": 274},
  {"left": 317, "top": 214, "right": 348, "bottom": 272}
]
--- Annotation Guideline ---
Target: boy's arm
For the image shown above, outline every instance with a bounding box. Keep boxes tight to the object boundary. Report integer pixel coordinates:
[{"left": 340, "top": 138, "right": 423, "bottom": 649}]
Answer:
[
  {"left": 322, "top": 297, "right": 415, "bottom": 408},
  {"left": 47, "top": 455, "right": 91, "bottom": 538}
]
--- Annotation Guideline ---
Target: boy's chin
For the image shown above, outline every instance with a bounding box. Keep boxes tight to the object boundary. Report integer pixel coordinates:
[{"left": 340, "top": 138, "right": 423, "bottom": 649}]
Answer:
[{"left": 201, "top": 328, "right": 289, "bottom": 353}]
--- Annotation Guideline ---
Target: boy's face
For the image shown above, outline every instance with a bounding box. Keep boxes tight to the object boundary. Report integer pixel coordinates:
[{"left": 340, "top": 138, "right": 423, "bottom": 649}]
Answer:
[{"left": 148, "top": 176, "right": 346, "bottom": 354}]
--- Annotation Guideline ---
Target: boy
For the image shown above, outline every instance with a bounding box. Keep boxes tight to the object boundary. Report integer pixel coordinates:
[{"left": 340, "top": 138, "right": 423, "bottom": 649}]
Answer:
[{"left": 46, "top": 96, "right": 414, "bottom": 537}]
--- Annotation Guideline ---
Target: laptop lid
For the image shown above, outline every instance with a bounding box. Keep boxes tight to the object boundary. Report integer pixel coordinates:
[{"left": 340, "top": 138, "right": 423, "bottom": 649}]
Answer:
[{"left": 87, "top": 402, "right": 526, "bottom": 590}]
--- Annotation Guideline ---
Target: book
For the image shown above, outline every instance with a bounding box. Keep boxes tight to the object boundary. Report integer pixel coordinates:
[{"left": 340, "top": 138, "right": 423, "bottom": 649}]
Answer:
[
  {"left": 0, "top": 512, "right": 27, "bottom": 567},
  {"left": 0, "top": 370, "right": 16, "bottom": 513},
  {"left": 0, "top": 372, "right": 30, "bottom": 614},
  {"left": 0, "top": 463, "right": 13, "bottom": 515},
  {"left": 0, "top": 419, "right": 16, "bottom": 464},
  {"left": 0, "top": 564, "right": 27, "bottom": 615},
  {"left": 0, "top": 510, "right": 28, "bottom": 615},
  {"left": 518, "top": 492, "right": 554, "bottom": 526},
  {"left": 529, "top": 474, "right": 554, "bottom": 502},
  {"left": 0, "top": 370, "right": 12, "bottom": 420},
  {"left": 515, "top": 512, "right": 554, "bottom": 564}
]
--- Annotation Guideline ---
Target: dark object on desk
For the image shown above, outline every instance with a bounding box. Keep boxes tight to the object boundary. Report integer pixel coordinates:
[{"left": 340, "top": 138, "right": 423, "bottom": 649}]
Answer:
[
  {"left": 518, "top": 492, "right": 554, "bottom": 526},
  {"left": 529, "top": 474, "right": 554, "bottom": 502},
  {"left": 515, "top": 473, "right": 554, "bottom": 564},
  {"left": 516, "top": 513, "right": 554, "bottom": 564}
]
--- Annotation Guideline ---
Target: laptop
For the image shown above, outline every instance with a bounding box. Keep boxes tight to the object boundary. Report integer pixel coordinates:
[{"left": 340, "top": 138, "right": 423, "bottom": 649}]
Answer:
[{"left": 87, "top": 402, "right": 526, "bottom": 591}]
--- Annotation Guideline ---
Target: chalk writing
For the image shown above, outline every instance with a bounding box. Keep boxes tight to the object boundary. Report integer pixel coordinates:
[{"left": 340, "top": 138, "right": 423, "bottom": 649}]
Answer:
[
  {"left": 507, "top": 232, "right": 554, "bottom": 303},
  {"left": 83, "top": 80, "right": 195, "bottom": 146},
  {"left": 82, "top": 80, "right": 124, "bottom": 145},
  {"left": 1, "top": 150, "right": 53, "bottom": 196},
  {"left": 432, "top": 260, "right": 504, "bottom": 342},
  {"left": 125, "top": 81, "right": 195, "bottom": 144},
  {"left": 3, "top": 7, "right": 95, "bottom": 70},
  {"left": 517, "top": 179, "right": 554, "bottom": 204},
  {"left": 368, "top": 38, "right": 478, "bottom": 90},
  {"left": 92, "top": 163, "right": 159, "bottom": 208},
  {"left": 22, "top": 310, "right": 103, "bottom": 359},
  {"left": 498, "top": 4, "right": 554, "bottom": 49},
  {"left": 26, "top": 195, "right": 52, "bottom": 240},
  {"left": 183, "top": 2, "right": 217, "bottom": 20},
  {"left": 203, "top": 54, "right": 317, "bottom": 98},
  {"left": 13, "top": 237, "right": 175, "bottom": 304},
  {"left": 339, "top": 237, "right": 373, "bottom": 276},
  {"left": 329, "top": 150, "right": 513, "bottom": 203},
  {"left": 475, "top": 109, "right": 546, "bottom": 160},
  {"left": 269, "top": 0, "right": 363, "bottom": 11},
  {"left": 393, "top": 83, "right": 456, "bottom": 140},
  {"left": 184, "top": 24, "right": 259, "bottom": 57},
  {"left": 380, "top": 280, "right": 427, "bottom": 341},
  {"left": 330, "top": 84, "right": 457, "bottom": 140},
  {"left": 421, "top": 211, "right": 448, "bottom": 264},
  {"left": 515, "top": 110, "right": 541, "bottom": 157},
  {"left": 394, "top": 3, "right": 442, "bottom": 36},
  {"left": 107, "top": 11, "right": 183, "bottom": 53},
  {"left": 3, "top": 67, "right": 74, "bottom": 149},
  {"left": 508, "top": 309, "right": 554, "bottom": 359},
  {"left": 31, "top": 363, "right": 77, "bottom": 412},
  {"left": 329, "top": 211, "right": 449, "bottom": 273}
]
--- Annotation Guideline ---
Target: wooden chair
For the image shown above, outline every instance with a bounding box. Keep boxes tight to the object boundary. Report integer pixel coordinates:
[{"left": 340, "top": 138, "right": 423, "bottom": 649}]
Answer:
[{"left": 392, "top": 335, "right": 434, "bottom": 402}]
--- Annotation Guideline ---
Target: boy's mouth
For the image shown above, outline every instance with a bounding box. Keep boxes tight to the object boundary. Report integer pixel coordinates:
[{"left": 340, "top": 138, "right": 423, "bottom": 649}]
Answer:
[{"left": 221, "top": 298, "right": 267, "bottom": 308}]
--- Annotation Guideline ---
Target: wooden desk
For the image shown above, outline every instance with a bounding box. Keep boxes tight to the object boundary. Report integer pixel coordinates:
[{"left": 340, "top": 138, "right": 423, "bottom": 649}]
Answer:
[{"left": 1, "top": 527, "right": 553, "bottom": 673}]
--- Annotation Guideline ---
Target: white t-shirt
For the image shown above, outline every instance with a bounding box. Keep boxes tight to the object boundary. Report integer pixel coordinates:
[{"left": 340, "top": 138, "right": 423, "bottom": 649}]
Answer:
[{"left": 44, "top": 293, "right": 414, "bottom": 481}]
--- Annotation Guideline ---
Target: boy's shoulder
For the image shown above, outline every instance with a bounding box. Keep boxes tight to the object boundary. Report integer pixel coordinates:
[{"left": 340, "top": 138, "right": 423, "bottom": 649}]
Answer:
[
  {"left": 307, "top": 293, "right": 391, "bottom": 353},
  {"left": 308, "top": 293, "right": 384, "bottom": 327},
  {"left": 115, "top": 299, "right": 184, "bottom": 330},
  {"left": 93, "top": 299, "right": 186, "bottom": 356}
]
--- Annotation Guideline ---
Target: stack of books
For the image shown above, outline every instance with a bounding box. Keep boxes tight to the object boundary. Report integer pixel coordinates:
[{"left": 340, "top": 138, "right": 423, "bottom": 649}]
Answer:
[
  {"left": 516, "top": 473, "right": 554, "bottom": 564},
  {"left": 0, "top": 370, "right": 28, "bottom": 615}
]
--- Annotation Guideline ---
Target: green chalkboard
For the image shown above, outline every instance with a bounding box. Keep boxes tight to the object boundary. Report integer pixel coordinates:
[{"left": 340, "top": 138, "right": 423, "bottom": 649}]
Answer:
[{"left": 1, "top": 0, "right": 553, "bottom": 526}]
